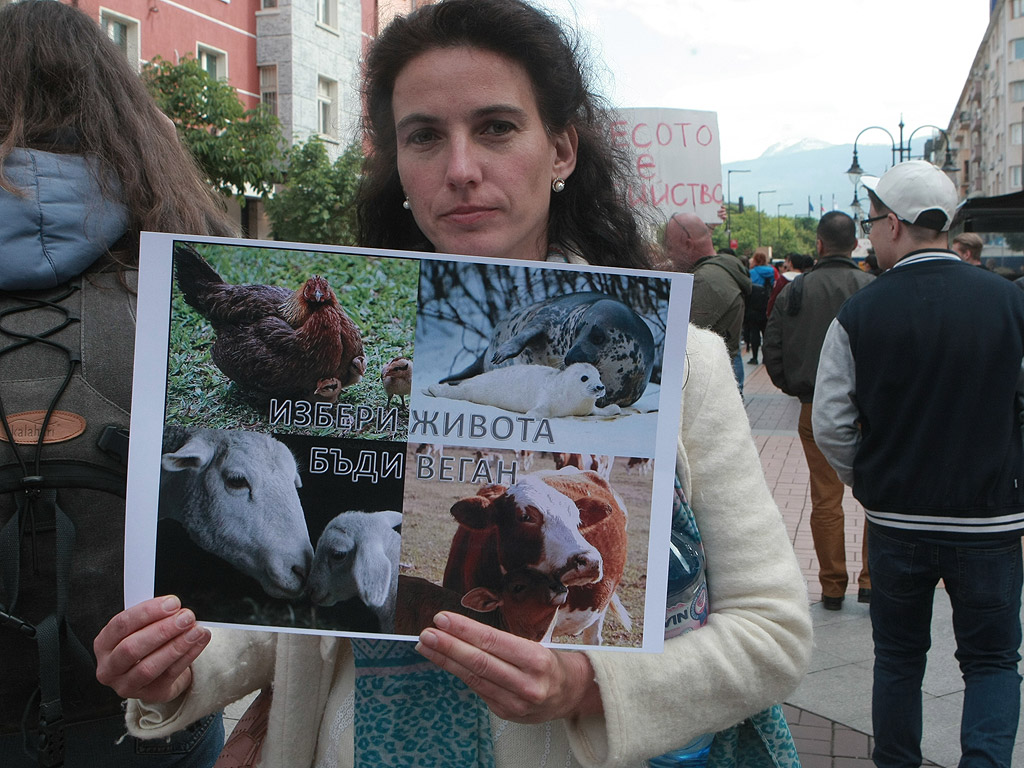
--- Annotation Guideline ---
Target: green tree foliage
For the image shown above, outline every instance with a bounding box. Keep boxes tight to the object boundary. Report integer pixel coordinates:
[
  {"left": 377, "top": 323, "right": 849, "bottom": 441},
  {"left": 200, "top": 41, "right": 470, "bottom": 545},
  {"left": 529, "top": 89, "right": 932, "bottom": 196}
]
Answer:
[
  {"left": 265, "top": 137, "right": 363, "bottom": 246},
  {"left": 142, "top": 56, "right": 283, "bottom": 199},
  {"left": 713, "top": 205, "right": 818, "bottom": 257}
]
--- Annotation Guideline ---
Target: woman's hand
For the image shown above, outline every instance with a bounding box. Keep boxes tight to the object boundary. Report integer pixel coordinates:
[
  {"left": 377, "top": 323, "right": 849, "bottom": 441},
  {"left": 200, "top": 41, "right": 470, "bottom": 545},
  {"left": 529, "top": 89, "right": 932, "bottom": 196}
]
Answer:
[
  {"left": 416, "top": 611, "right": 603, "bottom": 723},
  {"left": 94, "top": 595, "right": 210, "bottom": 704}
]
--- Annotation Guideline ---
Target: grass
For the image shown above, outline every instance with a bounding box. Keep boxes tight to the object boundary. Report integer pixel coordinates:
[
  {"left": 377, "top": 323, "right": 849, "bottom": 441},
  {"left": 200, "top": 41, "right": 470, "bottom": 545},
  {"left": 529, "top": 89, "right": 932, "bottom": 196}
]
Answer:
[{"left": 164, "top": 242, "right": 419, "bottom": 439}]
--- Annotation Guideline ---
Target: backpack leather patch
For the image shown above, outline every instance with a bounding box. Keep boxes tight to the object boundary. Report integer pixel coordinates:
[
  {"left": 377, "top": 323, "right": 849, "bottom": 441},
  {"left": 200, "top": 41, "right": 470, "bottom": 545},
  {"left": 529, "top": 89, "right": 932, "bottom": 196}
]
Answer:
[{"left": 0, "top": 410, "right": 87, "bottom": 444}]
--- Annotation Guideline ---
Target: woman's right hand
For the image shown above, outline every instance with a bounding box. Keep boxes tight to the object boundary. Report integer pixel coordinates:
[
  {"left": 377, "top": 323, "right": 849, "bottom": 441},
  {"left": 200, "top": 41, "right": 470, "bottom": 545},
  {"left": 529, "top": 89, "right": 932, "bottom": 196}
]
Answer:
[{"left": 94, "top": 595, "right": 211, "bottom": 704}]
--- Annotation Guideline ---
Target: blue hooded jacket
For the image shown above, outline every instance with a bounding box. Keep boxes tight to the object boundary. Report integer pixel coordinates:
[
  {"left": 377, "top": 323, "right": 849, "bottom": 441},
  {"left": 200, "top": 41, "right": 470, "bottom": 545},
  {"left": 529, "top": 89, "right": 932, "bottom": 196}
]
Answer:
[{"left": 0, "top": 147, "right": 129, "bottom": 289}]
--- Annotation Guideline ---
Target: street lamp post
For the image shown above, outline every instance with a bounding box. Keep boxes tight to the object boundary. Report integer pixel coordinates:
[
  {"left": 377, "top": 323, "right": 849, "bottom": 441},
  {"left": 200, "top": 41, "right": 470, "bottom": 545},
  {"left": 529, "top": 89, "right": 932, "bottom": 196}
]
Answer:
[
  {"left": 757, "top": 190, "right": 776, "bottom": 247},
  {"left": 846, "top": 116, "right": 959, "bottom": 188},
  {"left": 776, "top": 202, "right": 793, "bottom": 245},
  {"left": 726, "top": 169, "right": 750, "bottom": 238}
]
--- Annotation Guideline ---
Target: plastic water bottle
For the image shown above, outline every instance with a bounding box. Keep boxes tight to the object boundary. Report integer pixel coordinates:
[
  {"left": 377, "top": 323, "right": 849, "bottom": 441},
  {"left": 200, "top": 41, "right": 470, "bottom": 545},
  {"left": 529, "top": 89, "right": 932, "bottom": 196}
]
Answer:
[{"left": 647, "top": 494, "right": 713, "bottom": 767}]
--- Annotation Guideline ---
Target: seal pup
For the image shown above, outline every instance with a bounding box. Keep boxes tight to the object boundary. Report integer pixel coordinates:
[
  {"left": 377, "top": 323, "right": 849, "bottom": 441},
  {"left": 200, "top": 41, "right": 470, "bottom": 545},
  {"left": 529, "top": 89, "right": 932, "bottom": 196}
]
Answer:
[
  {"left": 427, "top": 363, "right": 620, "bottom": 419},
  {"left": 441, "top": 292, "right": 656, "bottom": 408}
]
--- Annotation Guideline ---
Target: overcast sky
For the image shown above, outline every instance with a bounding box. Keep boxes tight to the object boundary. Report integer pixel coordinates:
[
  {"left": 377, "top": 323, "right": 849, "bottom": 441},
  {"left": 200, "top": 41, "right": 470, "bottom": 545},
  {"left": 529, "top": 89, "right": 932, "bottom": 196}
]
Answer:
[{"left": 537, "top": 0, "right": 991, "bottom": 163}]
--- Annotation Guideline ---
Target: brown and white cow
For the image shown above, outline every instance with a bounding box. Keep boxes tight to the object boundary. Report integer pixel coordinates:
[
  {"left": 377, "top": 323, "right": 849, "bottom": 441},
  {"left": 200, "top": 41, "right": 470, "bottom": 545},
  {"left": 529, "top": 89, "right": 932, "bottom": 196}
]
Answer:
[
  {"left": 551, "top": 452, "right": 585, "bottom": 471},
  {"left": 626, "top": 456, "right": 652, "bottom": 476},
  {"left": 514, "top": 449, "right": 536, "bottom": 472},
  {"left": 552, "top": 453, "right": 614, "bottom": 481},
  {"left": 443, "top": 467, "right": 629, "bottom": 645},
  {"left": 537, "top": 469, "right": 630, "bottom": 644},
  {"left": 443, "top": 473, "right": 604, "bottom": 597}
]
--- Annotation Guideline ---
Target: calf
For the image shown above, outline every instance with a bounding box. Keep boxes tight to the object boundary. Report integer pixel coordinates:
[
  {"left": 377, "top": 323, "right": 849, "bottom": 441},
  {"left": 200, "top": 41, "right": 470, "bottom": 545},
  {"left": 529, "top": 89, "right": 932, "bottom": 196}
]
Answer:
[
  {"left": 443, "top": 468, "right": 629, "bottom": 645},
  {"left": 393, "top": 575, "right": 496, "bottom": 635},
  {"left": 462, "top": 567, "right": 568, "bottom": 642},
  {"left": 534, "top": 468, "right": 630, "bottom": 645},
  {"left": 395, "top": 570, "right": 567, "bottom": 643},
  {"left": 443, "top": 474, "right": 603, "bottom": 599}
]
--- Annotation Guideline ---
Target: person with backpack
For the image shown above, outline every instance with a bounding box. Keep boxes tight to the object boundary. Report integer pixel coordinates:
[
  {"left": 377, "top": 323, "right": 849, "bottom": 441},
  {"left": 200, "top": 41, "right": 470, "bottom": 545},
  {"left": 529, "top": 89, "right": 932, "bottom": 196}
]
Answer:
[
  {"left": 0, "top": 3, "right": 235, "bottom": 765},
  {"left": 663, "top": 212, "right": 752, "bottom": 391},
  {"left": 762, "top": 213, "right": 874, "bottom": 612},
  {"left": 743, "top": 250, "right": 775, "bottom": 364}
]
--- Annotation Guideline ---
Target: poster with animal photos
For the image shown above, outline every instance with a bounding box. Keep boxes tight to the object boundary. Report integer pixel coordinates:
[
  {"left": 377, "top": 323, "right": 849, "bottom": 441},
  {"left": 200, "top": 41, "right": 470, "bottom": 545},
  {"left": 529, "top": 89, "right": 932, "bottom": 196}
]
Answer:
[{"left": 124, "top": 232, "right": 692, "bottom": 653}]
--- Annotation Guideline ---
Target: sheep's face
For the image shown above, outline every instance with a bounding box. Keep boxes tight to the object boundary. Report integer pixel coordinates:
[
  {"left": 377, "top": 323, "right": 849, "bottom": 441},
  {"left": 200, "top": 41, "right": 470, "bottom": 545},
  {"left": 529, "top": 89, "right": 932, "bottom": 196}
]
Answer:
[
  {"left": 308, "top": 529, "right": 359, "bottom": 606},
  {"left": 306, "top": 511, "right": 401, "bottom": 611},
  {"left": 160, "top": 429, "right": 313, "bottom": 599}
]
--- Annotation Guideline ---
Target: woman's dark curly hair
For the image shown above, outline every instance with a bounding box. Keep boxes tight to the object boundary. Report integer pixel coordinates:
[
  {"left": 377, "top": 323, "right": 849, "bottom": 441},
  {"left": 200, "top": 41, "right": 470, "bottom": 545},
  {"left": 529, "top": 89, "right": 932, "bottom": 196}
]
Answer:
[{"left": 357, "top": 0, "right": 652, "bottom": 268}]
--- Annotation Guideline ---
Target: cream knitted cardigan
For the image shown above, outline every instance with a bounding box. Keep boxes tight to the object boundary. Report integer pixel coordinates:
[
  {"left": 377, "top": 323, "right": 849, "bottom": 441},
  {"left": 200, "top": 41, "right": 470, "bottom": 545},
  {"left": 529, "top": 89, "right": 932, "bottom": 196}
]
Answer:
[{"left": 127, "top": 325, "right": 812, "bottom": 768}]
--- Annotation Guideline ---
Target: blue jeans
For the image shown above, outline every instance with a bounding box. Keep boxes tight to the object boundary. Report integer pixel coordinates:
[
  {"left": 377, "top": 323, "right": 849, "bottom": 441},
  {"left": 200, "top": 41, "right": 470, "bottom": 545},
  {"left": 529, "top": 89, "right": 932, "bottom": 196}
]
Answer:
[
  {"left": 732, "top": 353, "right": 744, "bottom": 395},
  {"left": 0, "top": 711, "right": 223, "bottom": 768},
  {"left": 868, "top": 524, "right": 1022, "bottom": 768}
]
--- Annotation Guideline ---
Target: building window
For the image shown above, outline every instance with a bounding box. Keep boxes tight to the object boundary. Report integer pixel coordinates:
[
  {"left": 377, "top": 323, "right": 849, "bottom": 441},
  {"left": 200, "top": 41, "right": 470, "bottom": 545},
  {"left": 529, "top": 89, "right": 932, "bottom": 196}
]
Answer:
[
  {"left": 1013, "top": 123, "right": 1023, "bottom": 146},
  {"left": 197, "top": 45, "right": 227, "bottom": 80},
  {"left": 317, "top": 0, "right": 336, "bottom": 27},
  {"left": 1012, "top": 80, "right": 1024, "bottom": 102},
  {"left": 259, "top": 66, "right": 278, "bottom": 117},
  {"left": 318, "top": 77, "right": 337, "bottom": 138},
  {"left": 1013, "top": 166, "right": 1022, "bottom": 189},
  {"left": 1013, "top": 39, "right": 1024, "bottom": 61},
  {"left": 261, "top": 0, "right": 278, "bottom": 7},
  {"left": 1014, "top": 0, "right": 1024, "bottom": 19},
  {"left": 100, "top": 10, "right": 140, "bottom": 70}
]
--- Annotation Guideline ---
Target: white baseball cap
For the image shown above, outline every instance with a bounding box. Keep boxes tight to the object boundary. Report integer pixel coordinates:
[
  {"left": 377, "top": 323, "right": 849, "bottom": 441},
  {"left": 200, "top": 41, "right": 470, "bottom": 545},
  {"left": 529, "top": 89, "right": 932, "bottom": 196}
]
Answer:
[{"left": 861, "top": 160, "right": 959, "bottom": 232}]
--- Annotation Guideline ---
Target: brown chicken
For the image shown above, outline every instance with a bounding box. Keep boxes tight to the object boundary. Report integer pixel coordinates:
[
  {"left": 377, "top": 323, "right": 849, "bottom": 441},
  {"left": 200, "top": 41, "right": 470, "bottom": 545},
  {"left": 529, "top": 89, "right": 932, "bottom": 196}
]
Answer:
[
  {"left": 174, "top": 244, "right": 366, "bottom": 403},
  {"left": 381, "top": 356, "right": 412, "bottom": 408}
]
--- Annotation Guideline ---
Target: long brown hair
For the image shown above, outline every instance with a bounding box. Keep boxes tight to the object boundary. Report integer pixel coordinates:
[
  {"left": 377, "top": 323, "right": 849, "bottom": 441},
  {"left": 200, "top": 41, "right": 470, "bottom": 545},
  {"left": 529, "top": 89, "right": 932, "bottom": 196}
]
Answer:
[
  {"left": 358, "top": 0, "right": 652, "bottom": 269},
  {"left": 0, "top": 0, "right": 235, "bottom": 256}
]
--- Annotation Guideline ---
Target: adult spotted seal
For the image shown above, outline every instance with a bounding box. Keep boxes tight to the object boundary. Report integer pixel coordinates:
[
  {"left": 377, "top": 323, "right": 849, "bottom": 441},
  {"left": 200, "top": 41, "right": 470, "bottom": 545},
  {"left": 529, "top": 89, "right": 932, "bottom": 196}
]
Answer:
[
  {"left": 442, "top": 292, "right": 655, "bottom": 407},
  {"left": 427, "top": 363, "right": 620, "bottom": 419}
]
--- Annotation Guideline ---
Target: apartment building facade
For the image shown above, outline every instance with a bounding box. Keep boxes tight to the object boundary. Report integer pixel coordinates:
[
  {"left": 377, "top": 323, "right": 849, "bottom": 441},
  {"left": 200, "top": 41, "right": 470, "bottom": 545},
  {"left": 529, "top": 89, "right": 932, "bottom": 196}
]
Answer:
[
  {"left": 946, "top": 0, "right": 1024, "bottom": 199},
  {"left": 73, "top": 0, "right": 366, "bottom": 152}
]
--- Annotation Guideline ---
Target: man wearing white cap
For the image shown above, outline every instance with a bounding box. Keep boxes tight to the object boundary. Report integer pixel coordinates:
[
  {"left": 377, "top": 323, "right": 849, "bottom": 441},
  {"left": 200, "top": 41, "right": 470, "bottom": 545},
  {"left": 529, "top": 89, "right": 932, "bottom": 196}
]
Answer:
[{"left": 812, "top": 160, "right": 1024, "bottom": 768}]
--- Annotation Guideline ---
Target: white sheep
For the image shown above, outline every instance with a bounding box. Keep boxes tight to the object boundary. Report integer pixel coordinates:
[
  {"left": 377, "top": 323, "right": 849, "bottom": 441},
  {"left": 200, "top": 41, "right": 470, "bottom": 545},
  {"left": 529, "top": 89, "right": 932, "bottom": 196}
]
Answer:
[
  {"left": 159, "top": 427, "right": 313, "bottom": 600},
  {"left": 306, "top": 510, "right": 403, "bottom": 633}
]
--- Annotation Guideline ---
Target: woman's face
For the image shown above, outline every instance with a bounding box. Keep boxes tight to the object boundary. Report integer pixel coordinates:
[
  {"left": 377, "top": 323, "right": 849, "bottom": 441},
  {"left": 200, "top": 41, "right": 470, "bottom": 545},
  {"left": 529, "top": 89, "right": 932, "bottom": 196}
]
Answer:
[{"left": 392, "top": 46, "right": 577, "bottom": 261}]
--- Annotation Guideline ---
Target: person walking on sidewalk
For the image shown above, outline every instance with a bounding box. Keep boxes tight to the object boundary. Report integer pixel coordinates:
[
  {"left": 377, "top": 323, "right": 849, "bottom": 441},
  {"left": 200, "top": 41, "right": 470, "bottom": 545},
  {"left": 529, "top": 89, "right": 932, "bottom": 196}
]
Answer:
[
  {"left": 763, "top": 212, "right": 874, "bottom": 611},
  {"left": 812, "top": 160, "right": 1024, "bottom": 768},
  {"left": 663, "top": 212, "right": 752, "bottom": 391}
]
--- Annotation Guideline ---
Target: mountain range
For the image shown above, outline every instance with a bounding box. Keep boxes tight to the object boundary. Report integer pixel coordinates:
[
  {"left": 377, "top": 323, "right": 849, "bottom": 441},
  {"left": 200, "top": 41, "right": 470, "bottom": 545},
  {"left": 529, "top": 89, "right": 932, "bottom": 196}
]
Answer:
[{"left": 723, "top": 138, "right": 936, "bottom": 220}]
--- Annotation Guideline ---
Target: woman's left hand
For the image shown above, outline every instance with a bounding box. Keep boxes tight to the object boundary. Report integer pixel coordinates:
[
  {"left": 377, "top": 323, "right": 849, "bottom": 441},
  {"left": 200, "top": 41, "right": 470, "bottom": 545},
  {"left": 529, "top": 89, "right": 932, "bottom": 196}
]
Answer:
[{"left": 416, "top": 611, "right": 603, "bottom": 723}]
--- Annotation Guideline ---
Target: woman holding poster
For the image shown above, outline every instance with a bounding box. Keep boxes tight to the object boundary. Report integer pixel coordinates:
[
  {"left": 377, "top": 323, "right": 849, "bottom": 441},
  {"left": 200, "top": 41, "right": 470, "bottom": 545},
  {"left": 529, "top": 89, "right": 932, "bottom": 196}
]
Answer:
[{"left": 95, "top": 1, "right": 812, "bottom": 766}]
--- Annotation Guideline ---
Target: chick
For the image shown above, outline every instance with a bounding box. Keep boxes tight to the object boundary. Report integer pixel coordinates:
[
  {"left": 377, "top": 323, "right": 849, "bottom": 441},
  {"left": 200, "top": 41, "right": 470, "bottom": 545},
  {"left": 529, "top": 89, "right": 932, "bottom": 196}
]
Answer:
[{"left": 381, "top": 356, "right": 412, "bottom": 409}]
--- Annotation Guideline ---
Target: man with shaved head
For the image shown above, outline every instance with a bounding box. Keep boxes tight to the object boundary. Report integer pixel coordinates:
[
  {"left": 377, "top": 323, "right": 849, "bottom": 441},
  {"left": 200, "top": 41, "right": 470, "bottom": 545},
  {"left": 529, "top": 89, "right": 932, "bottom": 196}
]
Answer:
[{"left": 663, "top": 212, "right": 751, "bottom": 390}]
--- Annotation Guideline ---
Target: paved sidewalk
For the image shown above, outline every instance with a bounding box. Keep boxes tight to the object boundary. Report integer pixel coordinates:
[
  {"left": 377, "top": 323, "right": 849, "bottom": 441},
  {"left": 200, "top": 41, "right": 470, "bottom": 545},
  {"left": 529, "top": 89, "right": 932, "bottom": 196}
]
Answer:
[{"left": 744, "top": 360, "right": 1022, "bottom": 768}]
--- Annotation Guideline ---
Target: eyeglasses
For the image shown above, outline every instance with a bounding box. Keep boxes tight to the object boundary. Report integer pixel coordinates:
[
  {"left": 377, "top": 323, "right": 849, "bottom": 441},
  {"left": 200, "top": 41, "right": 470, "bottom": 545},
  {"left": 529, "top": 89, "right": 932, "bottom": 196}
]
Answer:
[{"left": 861, "top": 214, "right": 889, "bottom": 234}]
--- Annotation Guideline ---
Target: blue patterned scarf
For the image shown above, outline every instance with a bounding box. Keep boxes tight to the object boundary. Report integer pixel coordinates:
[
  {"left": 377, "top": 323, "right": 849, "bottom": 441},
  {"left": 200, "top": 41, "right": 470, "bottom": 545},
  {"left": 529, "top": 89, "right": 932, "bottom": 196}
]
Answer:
[{"left": 351, "top": 638, "right": 495, "bottom": 768}]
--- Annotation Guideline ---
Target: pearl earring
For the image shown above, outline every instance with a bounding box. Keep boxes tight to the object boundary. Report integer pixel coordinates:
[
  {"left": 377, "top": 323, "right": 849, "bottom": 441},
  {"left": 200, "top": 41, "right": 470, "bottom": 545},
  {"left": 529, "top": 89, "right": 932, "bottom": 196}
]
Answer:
[
  {"left": 402, "top": 197, "right": 411, "bottom": 210},
  {"left": 551, "top": 178, "right": 566, "bottom": 193}
]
